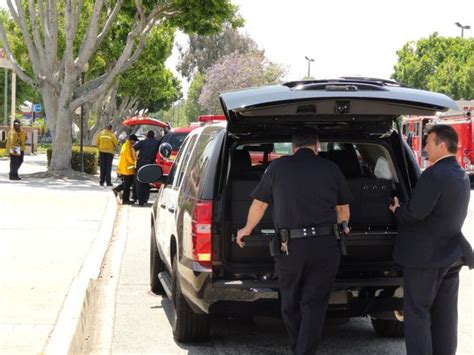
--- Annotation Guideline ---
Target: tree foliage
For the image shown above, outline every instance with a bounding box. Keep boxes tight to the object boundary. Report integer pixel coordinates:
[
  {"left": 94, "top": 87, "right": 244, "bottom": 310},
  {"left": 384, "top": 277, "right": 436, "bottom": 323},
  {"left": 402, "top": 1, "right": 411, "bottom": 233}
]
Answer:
[
  {"left": 0, "top": 0, "right": 240, "bottom": 174},
  {"left": 177, "top": 25, "right": 260, "bottom": 80},
  {"left": 183, "top": 72, "right": 205, "bottom": 123},
  {"left": 392, "top": 33, "right": 474, "bottom": 100},
  {"left": 178, "top": 26, "right": 264, "bottom": 122},
  {"left": 0, "top": 9, "right": 40, "bottom": 124},
  {"left": 119, "top": 25, "right": 181, "bottom": 113},
  {"left": 467, "top": 54, "right": 474, "bottom": 92},
  {"left": 199, "top": 52, "right": 286, "bottom": 114}
]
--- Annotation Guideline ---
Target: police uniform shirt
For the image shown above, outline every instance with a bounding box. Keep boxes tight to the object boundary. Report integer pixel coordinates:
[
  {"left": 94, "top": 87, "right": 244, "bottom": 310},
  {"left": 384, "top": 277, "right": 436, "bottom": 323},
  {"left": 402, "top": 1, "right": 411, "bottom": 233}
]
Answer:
[
  {"left": 251, "top": 148, "right": 352, "bottom": 231},
  {"left": 133, "top": 138, "right": 160, "bottom": 163}
]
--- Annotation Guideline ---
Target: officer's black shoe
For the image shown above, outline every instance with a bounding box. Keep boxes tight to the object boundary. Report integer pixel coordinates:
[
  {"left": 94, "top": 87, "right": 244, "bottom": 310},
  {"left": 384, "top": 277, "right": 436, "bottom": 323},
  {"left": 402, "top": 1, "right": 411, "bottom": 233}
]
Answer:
[{"left": 9, "top": 176, "right": 20, "bottom": 181}]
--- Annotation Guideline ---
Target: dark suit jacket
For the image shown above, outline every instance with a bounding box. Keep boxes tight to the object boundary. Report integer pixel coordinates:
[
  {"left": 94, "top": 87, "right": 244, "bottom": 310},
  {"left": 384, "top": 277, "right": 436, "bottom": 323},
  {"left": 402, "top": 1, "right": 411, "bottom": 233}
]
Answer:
[{"left": 393, "top": 156, "right": 472, "bottom": 268}]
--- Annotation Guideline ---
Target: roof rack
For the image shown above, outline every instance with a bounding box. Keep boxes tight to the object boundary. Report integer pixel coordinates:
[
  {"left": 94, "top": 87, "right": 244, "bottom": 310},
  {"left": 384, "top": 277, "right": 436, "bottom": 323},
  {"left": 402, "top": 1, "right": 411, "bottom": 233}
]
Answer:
[{"left": 283, "top": 77, "right": 404, "bottom": 89}]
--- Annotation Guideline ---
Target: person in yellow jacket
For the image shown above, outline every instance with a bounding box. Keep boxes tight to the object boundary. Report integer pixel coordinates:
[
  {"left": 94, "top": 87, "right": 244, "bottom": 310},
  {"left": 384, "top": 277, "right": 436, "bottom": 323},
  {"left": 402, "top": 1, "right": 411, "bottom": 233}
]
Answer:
[
  {"left": 113, "top": 134, "right": 138, "bottom": 204},
  {"left": 5, "top": 119, "right": 27, "bottom": 180},
  {"left": 95, "top": 124, "right": 118, "bottom": 186}
]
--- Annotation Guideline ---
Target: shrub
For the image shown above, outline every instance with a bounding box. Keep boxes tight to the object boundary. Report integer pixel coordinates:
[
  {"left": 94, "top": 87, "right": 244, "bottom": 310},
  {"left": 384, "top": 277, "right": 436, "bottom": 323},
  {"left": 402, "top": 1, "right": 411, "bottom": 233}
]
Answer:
[
  {"left": 0, "top": 148, "right": 6, "bottom": 158},
  {"left": 0, "top": 140, "right": 6, "bottom": 149},
  {"left": 37, "top": 143, "right": 51, "bottom": 153},
  {"left": 47, "top": 145, "right": 99, "bottom": 174}
]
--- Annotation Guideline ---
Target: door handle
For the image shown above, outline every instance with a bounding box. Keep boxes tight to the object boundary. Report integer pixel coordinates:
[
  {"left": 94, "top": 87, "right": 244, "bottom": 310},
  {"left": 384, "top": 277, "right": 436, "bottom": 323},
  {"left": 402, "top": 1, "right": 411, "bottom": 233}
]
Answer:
[
  {"left": 160, "top": 204, "right": 166, "bottom": 209},
  {"left": 168, "top": 207, "right": 175, "bottom": 213}
]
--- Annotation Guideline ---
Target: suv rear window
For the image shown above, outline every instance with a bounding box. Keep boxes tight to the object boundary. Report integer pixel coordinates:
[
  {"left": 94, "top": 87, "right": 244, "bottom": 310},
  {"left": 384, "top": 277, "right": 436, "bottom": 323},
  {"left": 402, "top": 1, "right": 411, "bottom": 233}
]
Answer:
[{"left": 162, "top": 132, "right": 189, "bottom": 151}]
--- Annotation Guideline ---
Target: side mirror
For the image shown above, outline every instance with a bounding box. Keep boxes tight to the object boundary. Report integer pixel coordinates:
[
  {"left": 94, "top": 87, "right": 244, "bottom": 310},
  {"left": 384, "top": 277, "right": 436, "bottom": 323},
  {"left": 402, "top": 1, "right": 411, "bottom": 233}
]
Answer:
[
  {"left": 159, "top": 142, "right": 173, "bottom": 160},
  {"left": 137, "top": 164, "right": 163, "bottom": 184}
]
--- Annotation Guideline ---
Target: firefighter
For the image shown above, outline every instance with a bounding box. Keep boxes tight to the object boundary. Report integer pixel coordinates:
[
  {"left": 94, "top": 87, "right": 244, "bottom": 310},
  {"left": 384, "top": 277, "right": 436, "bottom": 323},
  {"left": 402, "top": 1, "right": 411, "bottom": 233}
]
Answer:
[
  {"left": 113, "top": 134, "right": 138, "bottom": 204},
  {"left": 95, "top": 124, "right": 118, "bottom": 186},
  {"left": 6, "top": 119, "right": 27, "bottom": 180}
]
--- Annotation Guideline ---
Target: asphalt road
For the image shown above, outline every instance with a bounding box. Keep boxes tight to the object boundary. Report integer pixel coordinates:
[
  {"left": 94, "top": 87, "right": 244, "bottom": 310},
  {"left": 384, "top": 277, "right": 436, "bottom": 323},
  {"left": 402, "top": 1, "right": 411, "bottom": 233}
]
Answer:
[{"left": 82, "top": 192, "right": 474, "bottom": 354}]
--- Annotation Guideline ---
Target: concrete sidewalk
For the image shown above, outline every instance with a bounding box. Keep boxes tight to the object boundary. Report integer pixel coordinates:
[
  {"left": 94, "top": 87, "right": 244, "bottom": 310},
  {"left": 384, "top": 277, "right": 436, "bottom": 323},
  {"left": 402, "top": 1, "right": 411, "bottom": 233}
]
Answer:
[{"left": 0, "top": 154, "right": 118, "bottom": 354}]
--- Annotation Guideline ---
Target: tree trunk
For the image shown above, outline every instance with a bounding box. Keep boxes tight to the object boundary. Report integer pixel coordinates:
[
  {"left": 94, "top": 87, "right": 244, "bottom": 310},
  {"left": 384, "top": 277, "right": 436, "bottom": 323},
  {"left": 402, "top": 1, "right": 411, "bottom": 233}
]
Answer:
[
  {"left": 49, "top": 85, "right": 73, "bottom": 174},
  {"left": 40, "top": 86, "right": 59, "bottom": 139}
]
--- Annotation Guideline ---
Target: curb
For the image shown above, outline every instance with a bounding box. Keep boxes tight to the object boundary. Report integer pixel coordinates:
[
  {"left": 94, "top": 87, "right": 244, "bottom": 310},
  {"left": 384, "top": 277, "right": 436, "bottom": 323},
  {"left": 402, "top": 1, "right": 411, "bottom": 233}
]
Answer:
[{"left": 43, "top": 196, "right": 118, "bottom": 354}]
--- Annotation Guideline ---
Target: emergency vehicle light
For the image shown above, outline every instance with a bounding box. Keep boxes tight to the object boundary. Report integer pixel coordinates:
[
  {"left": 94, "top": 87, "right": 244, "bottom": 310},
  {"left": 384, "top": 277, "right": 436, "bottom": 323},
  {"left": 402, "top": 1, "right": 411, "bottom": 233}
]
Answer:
[{"left": 197, "top": 115, "right": 226, "bottom": 123}]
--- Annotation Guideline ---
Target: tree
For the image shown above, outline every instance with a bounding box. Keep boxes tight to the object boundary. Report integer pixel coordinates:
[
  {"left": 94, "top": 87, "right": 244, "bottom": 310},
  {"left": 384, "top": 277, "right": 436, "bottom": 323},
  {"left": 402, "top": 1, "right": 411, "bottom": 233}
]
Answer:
[
  {"left": 199, "top": 52, "right": 286, "bottom": 114},
  {"left": 0, "top": 9, "right": 41, "bottom": 124},
  {"left": 183, "top": 72, "right": 205, "bottom": 123},
  {"left": 0, "top": 0, "right": 240, "bottom": 174},
  {"left": 177, "top": 24, "right": 261, "bottom": 81},
  {"left": 178, "top": 26, "right": 262, "bottom": 122},
  {"left": 466, "top": 55, "right": 474, "bottom": 98},
  {"left": 85, "top": 24, "right": 181, "bottom": 144},
  {"left": 392, "top": 33, "right": 474, "bottom": 100}
]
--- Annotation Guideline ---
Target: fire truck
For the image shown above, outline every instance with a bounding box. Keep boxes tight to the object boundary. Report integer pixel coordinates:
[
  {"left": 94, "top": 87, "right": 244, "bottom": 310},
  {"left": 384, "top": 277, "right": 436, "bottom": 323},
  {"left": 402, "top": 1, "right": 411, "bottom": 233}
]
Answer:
[{"left": 402, "top": 101, "right": 474, "bottom": 175}]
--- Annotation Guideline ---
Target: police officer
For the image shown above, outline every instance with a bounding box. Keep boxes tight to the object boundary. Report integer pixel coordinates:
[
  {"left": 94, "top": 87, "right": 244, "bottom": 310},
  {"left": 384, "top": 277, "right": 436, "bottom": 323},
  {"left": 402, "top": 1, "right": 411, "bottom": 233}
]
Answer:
[
  {"left": 237, "top": 130, "right": 351, "bottom": 354},
  {"left": 96, "top": 124, "right": 118, "bottom": 186},
  {"left": 133, "top": 130, "right": 161, "bottom": 206},
  {"left": 389, "top": 124, "right": 471, "bottom": 355}
]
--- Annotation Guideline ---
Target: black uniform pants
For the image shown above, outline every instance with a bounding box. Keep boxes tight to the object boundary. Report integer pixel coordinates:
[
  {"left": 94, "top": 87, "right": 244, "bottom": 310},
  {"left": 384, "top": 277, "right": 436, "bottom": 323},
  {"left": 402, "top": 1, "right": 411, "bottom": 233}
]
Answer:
[
  {"left": 99, "top": 152, "right": 114, "bottom": 185},
  {"left": 275, "top": 236, "right": 341, "bottom": 355},
  {"left": 403, "top": 262, "right": 462, "bottom": 355},
  {"left": 115, "top": 174, "right": 135, "bottom": 203},
  {"left": 136, "top": 160, "right": 152, "bottom": 205},
  {"left": 9, "top": 152, "right": 24, "bottom": 178}
]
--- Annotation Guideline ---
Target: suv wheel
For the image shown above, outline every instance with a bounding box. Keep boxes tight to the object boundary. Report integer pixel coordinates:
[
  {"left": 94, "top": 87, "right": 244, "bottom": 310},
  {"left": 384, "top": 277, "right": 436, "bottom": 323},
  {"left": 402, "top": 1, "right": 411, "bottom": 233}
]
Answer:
[
  {"left": 150, "top": 224, "right": 165, "bottom": 294},
  {"left": 171, "top": 255, "right": 210, "bottom": 342},
  {"left": 371, "top": 318, "right": 404, "bottom": 338}
]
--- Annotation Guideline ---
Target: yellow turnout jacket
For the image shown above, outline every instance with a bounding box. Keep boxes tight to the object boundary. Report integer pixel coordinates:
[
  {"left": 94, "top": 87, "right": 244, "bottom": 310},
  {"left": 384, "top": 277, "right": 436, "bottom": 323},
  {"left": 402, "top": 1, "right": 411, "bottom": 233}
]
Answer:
[
  {"left": 6, "top": 128, "right": 26, "bottom": 156},
  {"left": 96, "top": 129, "right": 118, "bottom": 154},
  {"left": 117, "top": 140, "right": 136, "bottom": 176}
]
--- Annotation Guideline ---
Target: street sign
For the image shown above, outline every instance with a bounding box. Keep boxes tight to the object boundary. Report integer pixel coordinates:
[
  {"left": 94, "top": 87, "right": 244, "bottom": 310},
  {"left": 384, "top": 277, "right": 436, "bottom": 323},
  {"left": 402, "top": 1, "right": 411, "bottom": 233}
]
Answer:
[{"left": 33, "top": 103, "right": 42, "bottom": 113}]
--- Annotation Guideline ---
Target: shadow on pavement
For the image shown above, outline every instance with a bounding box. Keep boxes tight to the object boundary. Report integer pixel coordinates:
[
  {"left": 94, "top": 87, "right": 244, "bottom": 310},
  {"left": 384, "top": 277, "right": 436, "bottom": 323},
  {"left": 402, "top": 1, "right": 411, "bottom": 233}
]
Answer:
[
  {"left": 156, "top": 296, "right": 404, "bottom": 355},
  {"left": 0, "top": 172, "right": 112, "bottom": 192}
]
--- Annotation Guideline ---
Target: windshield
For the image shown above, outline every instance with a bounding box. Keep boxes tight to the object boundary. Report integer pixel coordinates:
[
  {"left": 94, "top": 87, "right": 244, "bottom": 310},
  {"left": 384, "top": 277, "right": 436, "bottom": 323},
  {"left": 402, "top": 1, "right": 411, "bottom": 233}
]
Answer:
[{"left": 162, "top": 132, "right": 189, "bottom": 151}]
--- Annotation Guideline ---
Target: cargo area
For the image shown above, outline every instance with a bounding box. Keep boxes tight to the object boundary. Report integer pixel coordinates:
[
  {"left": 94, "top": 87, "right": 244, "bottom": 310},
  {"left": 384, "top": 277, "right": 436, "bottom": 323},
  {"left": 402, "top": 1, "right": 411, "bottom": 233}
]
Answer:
[{"left": 218, "top": 138, "right": 404, "bottom": 281}]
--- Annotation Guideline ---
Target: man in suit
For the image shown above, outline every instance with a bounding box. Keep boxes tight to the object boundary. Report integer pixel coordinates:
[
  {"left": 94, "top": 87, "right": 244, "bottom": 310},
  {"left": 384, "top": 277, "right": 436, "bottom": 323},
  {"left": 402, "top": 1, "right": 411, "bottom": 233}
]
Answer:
[{"left": 389, "top": 124, "right": 471, "bottom": 355}]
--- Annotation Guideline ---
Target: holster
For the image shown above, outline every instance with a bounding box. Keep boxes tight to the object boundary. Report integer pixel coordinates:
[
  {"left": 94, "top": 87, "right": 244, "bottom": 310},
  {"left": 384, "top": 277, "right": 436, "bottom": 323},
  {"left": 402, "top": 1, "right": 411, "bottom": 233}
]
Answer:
[
  {"left": 269, "top": 234, "right": 280, "bottom": 256},
  {"left": 269, "top": 229, "right": 289, "bottom": 256}
]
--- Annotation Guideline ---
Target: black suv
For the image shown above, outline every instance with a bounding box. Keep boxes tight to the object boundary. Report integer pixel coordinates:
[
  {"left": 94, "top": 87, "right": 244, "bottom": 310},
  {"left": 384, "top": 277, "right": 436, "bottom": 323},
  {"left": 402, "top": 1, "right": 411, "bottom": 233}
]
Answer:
[{"left": 144, "top": 78, "right": 457, "bottom": 342}]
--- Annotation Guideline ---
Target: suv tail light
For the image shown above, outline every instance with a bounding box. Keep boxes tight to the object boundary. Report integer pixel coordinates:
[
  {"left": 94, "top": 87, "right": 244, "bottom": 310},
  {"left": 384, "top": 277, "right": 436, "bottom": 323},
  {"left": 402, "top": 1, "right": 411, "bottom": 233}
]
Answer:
[{"left": 191, "top": 200, "right": 213, "bottom": 265}]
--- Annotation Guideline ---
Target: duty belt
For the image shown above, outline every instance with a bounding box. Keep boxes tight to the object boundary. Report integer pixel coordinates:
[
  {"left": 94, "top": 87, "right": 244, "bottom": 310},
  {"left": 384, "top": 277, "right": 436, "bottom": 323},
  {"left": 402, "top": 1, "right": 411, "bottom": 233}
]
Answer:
[{"left": 279, "top": 225, "right": 335, "bottom": 240}]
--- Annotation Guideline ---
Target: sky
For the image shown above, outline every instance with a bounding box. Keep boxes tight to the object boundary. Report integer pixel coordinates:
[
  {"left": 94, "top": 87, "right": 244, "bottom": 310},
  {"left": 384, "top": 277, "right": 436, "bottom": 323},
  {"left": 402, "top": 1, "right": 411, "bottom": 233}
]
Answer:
[
  {"left": 222, "top": 0, "right": 474, "bottom": 80},
  {"left": 1, "top": 0, "right": 473, "bottom": 96}
]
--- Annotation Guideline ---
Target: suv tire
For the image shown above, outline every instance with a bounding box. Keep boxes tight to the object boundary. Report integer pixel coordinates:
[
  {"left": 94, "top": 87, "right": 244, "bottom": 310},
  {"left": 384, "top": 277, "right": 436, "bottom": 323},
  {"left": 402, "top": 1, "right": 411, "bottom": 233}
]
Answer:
[
  {"left": 371, "top": 318, "right": 404, "bottom": 338},
  {"left": 150, "top": 224, "right": 165, "bottom": 294},
  {"left": 171, "top": 255, "right": 210, "bottom": 342}
]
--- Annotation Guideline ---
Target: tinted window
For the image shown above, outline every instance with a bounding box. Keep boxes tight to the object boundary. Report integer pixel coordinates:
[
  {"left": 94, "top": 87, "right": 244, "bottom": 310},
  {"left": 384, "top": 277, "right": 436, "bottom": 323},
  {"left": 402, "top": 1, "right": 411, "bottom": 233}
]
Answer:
[
  {"left": 181, "top": 127, "right": 222, "bottom": 198},
  {"left": 174, "top": 135, "right": 197, "bottom": 189},
  {"left": 162, "top": 132, "right": 189, "bottom": 151},
  {"left": 167, "top": 136, "right": 191, "bottom": 185}
]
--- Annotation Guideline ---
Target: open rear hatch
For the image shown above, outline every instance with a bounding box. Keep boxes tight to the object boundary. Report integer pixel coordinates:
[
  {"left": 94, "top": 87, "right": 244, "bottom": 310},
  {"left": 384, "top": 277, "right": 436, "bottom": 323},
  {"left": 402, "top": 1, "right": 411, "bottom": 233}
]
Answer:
[
  {"left": 217, "top": 79, "right": 458, "bottom": 275},
  {"left": 220, "top": 78, "right": 457, "bottom": 136}
]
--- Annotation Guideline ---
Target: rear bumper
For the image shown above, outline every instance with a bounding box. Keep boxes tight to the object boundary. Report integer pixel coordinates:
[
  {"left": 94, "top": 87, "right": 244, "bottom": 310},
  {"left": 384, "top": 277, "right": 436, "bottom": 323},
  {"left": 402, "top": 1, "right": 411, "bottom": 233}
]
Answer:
[{"left": 178, "top": 264, "right": 403, "bottom": 317}]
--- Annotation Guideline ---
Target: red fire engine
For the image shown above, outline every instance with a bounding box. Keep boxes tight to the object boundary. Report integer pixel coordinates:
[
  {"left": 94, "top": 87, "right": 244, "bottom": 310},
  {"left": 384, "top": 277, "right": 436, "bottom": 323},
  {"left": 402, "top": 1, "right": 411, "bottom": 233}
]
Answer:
[
  {"left": 402, "top": 115, "right": 433, "bottom": 168},
  {"left": 402, "top": 101, "right": 474, "bottom": 175}
]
